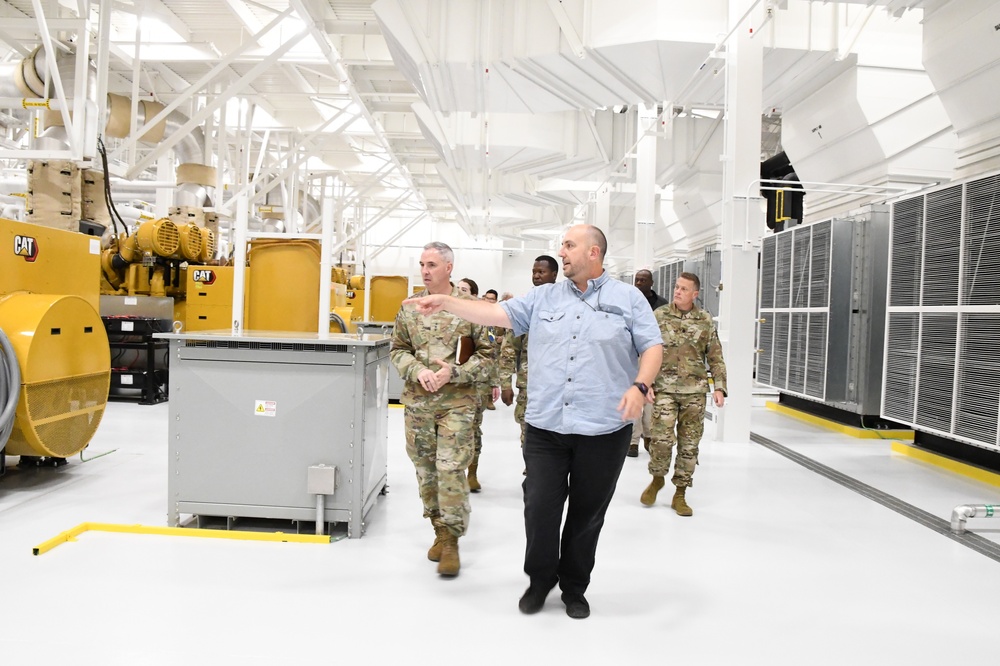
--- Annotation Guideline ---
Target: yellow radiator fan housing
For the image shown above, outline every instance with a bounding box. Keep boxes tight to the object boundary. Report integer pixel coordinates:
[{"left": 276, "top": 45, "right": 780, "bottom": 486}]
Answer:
[
  {"left": 199, "top": 227, "right": 216, "bottom": 263},
  {"left": 0, "top": 293, "right": 110, "bottom": 458},
  {"left": 174, "top": 222, "right": 204, "bottom": 262},
  {"left": 130, "top": 218, "right": 180, "bottom": 260}
]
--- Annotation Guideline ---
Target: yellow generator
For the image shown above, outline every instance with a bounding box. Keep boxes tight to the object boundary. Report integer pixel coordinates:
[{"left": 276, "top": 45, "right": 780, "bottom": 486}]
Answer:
[
  {"left": 0, "top": 218, "right": 110, "bottom": 471},
  {"left": 100, "top": 217, "right": 216, "bottom": 325},
  {"left": 245, "top": 238, "right": 321, "bottom": 332},
  {"left": 185, "top": 265, "right": 241, "bottom": 332},
  {"left": 181, "top": 246, "right": 354, "bottom": 334},
  {"left": 345, "top": 275, "right": 365, "bottom": 321},
  {"left": 369, "top": 275, "right": 408, "bottom": 322}
]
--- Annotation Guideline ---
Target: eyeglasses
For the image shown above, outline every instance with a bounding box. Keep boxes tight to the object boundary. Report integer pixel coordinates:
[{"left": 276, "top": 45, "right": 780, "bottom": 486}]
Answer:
[{"left": 578, "top": 285, "right": 603, "bottom": 312}]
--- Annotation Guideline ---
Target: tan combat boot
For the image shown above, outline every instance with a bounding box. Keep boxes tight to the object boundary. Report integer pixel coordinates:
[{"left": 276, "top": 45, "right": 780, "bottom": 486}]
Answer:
[
  {"left": 640, "top": 475, "right": 665, "bottom": 506},
  {"left": 671, "top": 486, "right": 693, "bottom": 516},
  {"left": 437, "top": 532, "right": 460, "bottom": 576},
  {"left": 427, "top": 523, "right": 450, "bottom": 562},
  {"left": 467, "top": 463, "right": 481, "bottom": 493}
]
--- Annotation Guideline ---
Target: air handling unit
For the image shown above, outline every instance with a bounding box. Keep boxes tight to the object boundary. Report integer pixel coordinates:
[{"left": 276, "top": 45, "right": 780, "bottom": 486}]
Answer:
[
  {"left": 756, "top": 206, "right": 890, "bottom": 419},
  {"left": 882, "top": 173, "right": 1000, "bottom": 454}
]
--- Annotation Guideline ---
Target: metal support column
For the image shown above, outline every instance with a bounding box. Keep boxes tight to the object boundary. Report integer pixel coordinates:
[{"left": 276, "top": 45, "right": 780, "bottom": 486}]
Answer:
[
  {"left": 318, "top": 175, "right": 335, "bottom": 334},
  {"left": 592, "top": 184, "right": 611, "bottom": 234},
  {"left": 717, "top": 0, "right": 765, "bottom": 444},
  {"left": 634, "top": 104, "right": 657, "bottom": 271}
]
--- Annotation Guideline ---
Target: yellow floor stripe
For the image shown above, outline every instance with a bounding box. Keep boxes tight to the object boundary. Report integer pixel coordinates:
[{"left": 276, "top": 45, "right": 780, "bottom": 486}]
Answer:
[
  {"left": 33, "top": 522, "right": 331, "bottom": 556},
  {"left": 766, "top": 401, "right": 914, "bottom": 441},
  {"left": 891, "top": 441, "right": 1000, "bottom": 488}
]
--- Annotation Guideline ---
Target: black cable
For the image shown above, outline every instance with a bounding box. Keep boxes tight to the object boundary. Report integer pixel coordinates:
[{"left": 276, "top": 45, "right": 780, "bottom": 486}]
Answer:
[
  {"left": 97, "top": 137, "right": 123, "bottom": 236},
  {"left": 97, "top": 137, "right": 129, "bottom": 237},
  {"left": 96, "top": 137, "right": 119, "bottom": 236}
]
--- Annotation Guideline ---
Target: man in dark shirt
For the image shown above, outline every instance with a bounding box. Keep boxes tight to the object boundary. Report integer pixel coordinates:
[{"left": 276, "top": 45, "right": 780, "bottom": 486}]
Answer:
[
  {"left": 628, "top": 269, "right": 669, "bottom": 457},
  {"left": 634, "top": 269, "right": 669, "bottom": 311}
]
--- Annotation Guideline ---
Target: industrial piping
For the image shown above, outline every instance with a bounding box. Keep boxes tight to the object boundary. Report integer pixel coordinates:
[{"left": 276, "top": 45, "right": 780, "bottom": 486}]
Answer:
[
  {"left": 950, "top": 504, "right": 998, "bottom": 534},
  {"left": 2, "top": 47, "right": 216, "bottom": 210}
]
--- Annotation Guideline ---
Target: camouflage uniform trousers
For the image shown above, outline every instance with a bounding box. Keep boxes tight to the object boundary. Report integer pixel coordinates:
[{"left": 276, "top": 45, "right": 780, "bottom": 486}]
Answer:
[
  {"left": 514, "top": 389, "right": 527, "bottom": 446},
  {"left": 404, "top": 402, "right": 478, "bottom": 536},
  {"left": 471, "top": 386, "right": 491, "bottom": 463},
  {"left": 648, "top": 392, "right": 707, "bottom": 488}
]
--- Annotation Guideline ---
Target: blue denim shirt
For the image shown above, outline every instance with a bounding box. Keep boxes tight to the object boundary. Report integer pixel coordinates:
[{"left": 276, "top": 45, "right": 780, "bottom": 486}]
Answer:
[{"left": 499, "top": 271, "right": 662, "bottom": 436}]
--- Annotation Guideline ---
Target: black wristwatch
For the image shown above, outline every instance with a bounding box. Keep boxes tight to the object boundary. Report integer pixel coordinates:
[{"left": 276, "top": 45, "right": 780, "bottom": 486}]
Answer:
[{"left": 633, "top": 382, "right": 649, "bottom": 396}]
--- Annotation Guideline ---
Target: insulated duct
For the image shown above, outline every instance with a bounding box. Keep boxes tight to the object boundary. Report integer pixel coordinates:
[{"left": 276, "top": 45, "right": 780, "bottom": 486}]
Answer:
[
  {"left": 4, "top": 46, "right": 216, "bottom": 217},
  {"left": 922, "top": 0, "right": 1000, "bottom": 177}
]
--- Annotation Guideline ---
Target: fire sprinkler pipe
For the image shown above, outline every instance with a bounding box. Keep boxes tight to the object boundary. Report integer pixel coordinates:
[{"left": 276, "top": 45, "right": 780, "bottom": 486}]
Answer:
[{"left": 950, "top": 504, "right": 998, "bottom": 535}]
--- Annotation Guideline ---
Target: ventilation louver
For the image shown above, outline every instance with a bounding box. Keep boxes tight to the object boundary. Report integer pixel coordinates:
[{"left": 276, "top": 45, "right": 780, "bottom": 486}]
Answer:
[
  {"left": 757, "top": 221, "right": 832, "bottom": 401},
  {"left": 882, "top": 173, "right": 1000, "bottom": 452}
]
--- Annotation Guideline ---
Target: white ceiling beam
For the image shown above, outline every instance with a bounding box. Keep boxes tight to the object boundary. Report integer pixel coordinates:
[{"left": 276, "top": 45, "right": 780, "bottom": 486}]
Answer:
[
  {"left": 124, "top": 29, "right": 308, "bottom": 179},
  {"left": 367, "top": 212, "right": 428, "bottom": 260},
  {"left": 115, "top": 6, "right": 299, "bottom": 172},
  {"left": 30, "top": 1, "right": 78, "bottom": 154},
  {"left": 303, "top": 163, "right": 396, "bottom": 233},
  {"left": 220, "top": 108, "right": 360, "bottom": 215},
  {"left": 321, "top": 20, "right": 382, "bottom": 36},
  {"left": 291, "top": 0, "right": 435, "bottom": 222},
  {"left": 545, "top": 0, "right": 586, "bottom": 59},
  {"left": 327, "top": 190, "right": 413, "bottom": 256},
  {"left": 0, "top": 28, "right": 31, "bottom": 56},
  {"left": 222, "top": 0, "right": 264, "bottom": 38}
]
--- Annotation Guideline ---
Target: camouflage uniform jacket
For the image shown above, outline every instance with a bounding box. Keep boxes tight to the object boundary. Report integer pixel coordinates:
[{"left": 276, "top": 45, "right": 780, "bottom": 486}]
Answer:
[
  {"left": 483, "top": 326, "right": 502, "bottom": 387},
  {"left": 653, "top": 302, "right": 727, "bottom": 396},
  {"left": 498, "top": 330, "right": 527, "bottom": 391},
  {"left": 390, "top": 287, "right": 495, "bottom": 407}
]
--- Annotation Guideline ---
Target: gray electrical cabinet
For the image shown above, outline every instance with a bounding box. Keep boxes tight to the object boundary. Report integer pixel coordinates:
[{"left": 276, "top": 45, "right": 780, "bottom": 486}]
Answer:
[
  {"left": 354, "top": 321, "right": 403, "bottom": 401},
  {"left": 160, "top": 330, "right": 390, "bottom": 538}
]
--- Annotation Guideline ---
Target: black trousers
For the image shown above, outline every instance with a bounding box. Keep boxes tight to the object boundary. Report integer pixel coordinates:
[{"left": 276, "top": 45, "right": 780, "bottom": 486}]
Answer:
[{"left": 522, "top": 423, "right": 632, "bottom": 595}]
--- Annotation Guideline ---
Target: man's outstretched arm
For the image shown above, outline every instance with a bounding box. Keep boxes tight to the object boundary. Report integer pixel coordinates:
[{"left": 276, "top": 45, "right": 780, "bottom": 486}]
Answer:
[{"left": 405, "top": 293, "right": 513, "bottom": 329}]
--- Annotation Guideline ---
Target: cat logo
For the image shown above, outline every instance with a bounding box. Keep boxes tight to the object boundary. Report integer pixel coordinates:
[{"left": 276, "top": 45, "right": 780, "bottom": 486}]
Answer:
[
  {"left": 14, "top": 235, "right": 38, "bottom": 262},
  {"left": 192, "top": 269, "right": 216, "bottom": 285}
]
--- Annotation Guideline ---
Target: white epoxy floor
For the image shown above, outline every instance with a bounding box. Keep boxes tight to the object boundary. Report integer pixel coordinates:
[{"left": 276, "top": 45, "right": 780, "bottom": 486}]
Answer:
[{"left": 2, "top": 399, "right": 1000, "bottom": 665}]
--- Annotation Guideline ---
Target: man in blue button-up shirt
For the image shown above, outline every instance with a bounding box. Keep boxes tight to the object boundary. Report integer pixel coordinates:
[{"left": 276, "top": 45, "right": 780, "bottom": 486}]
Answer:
[{"left": 405, "top": 224, "right": 663, "bottom": 619}]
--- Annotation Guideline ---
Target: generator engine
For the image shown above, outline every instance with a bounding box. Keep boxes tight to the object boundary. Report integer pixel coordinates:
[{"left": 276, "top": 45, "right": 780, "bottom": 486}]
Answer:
[{"left": 101, "top": 217, "right": 216, "bottom": 298}]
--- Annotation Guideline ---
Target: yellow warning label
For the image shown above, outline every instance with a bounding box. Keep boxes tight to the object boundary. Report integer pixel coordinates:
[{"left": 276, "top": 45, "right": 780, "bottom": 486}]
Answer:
[{"left": 254, "top": 400, "right": 277, "bottom": 417}]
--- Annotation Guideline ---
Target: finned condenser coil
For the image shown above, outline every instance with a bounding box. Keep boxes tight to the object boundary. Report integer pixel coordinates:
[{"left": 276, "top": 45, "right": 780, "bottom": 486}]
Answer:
[{"left": 757, "top": 206, "right": 889, "bottom": 416}]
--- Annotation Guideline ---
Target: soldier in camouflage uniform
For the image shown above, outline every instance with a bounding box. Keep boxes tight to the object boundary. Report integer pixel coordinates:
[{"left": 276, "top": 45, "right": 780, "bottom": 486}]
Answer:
[
  {"left": 499, "top": 255, "right": 559, "bottom": 446},
  {"left": 390, "top": 243, "right": 494, "bottom": 576},
  {"left": 499, "top": 330, "right": 527, "bottom": 443},
  {"left": 456, "top": 277, "right": 499, "bottom": 492},
  {"left": 628, "top": 269, "right": 670, "bottom": 457},
  {"left": 640, "top": 272, "right": 727, "bottom": 516}
]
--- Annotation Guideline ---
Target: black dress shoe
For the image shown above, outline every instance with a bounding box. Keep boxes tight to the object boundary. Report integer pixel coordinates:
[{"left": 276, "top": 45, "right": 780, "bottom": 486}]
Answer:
[
  {"left": 561, "top": 592, "right": 590, "bottom": 619},
  {"left": 518, "top": 586, "right": 549, "bottom": 614}
]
